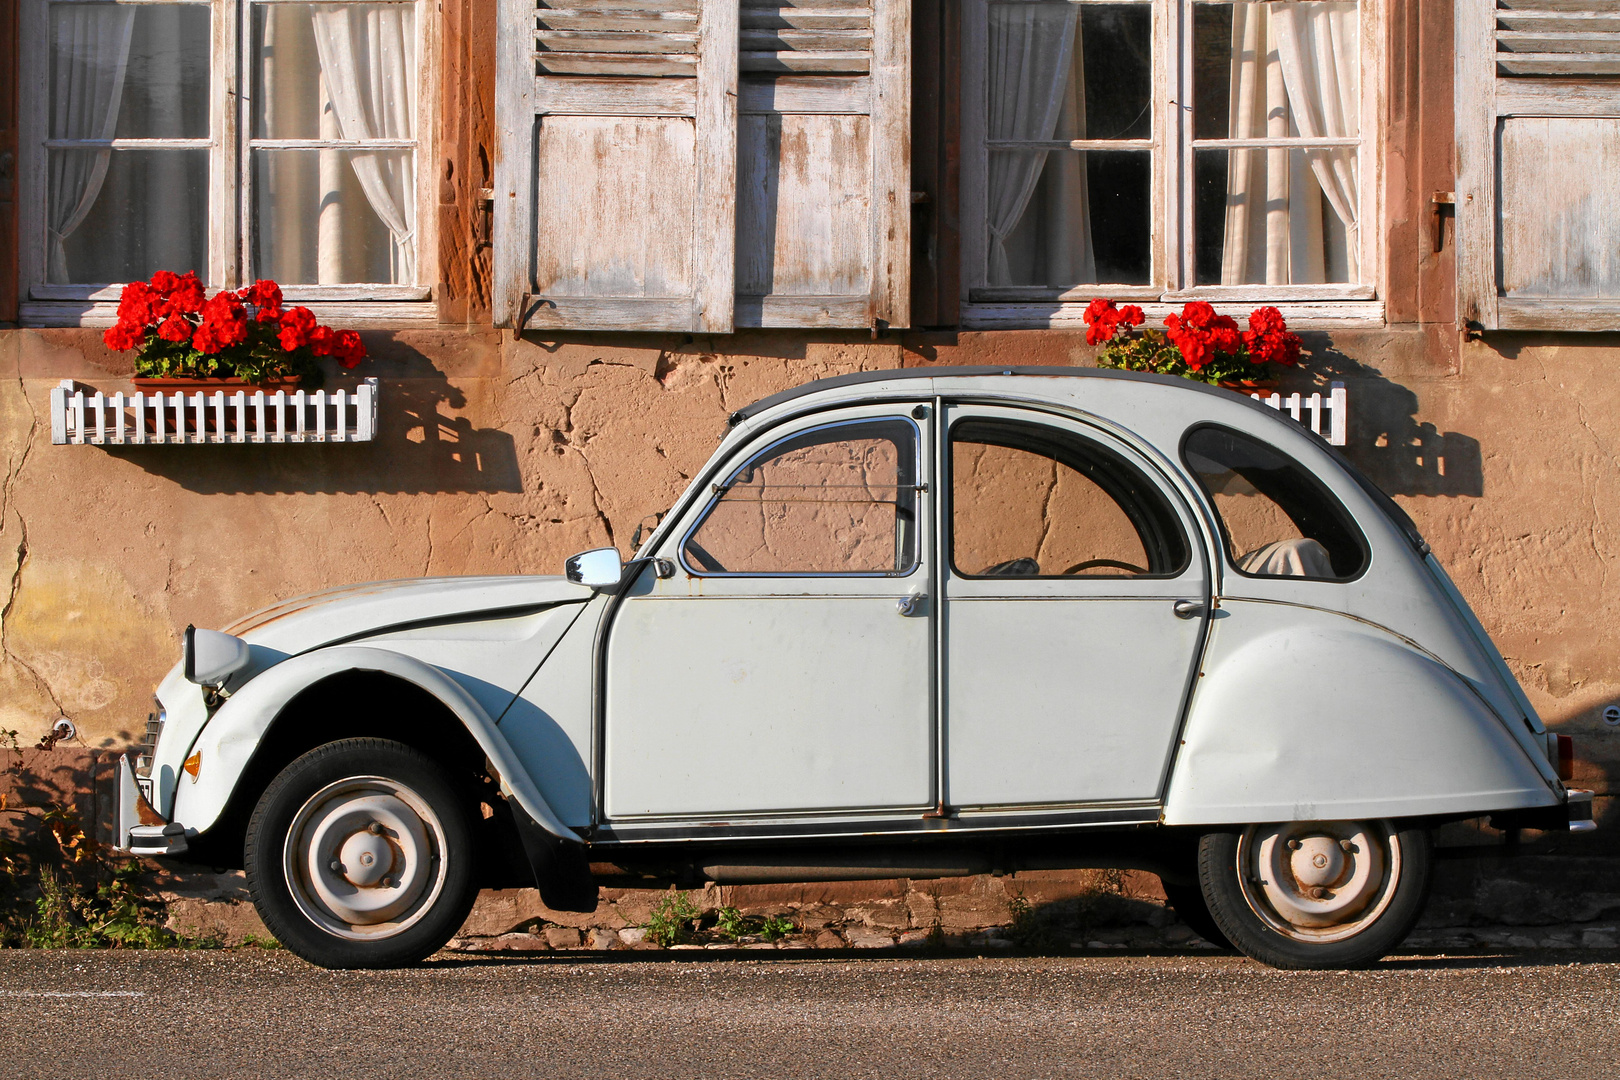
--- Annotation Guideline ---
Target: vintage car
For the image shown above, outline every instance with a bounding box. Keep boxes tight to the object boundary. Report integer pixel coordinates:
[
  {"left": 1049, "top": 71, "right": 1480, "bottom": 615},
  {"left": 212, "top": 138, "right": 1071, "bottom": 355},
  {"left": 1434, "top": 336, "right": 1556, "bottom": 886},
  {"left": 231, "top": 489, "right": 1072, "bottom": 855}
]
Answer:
[{"left": 116, "top": 367, "right": 1593, "bottom": 970}]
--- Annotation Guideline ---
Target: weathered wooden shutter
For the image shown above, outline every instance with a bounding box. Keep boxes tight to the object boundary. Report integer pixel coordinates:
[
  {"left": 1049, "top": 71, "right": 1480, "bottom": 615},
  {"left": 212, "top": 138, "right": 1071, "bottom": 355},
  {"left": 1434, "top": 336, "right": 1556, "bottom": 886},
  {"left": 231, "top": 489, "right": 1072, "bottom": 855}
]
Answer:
[
  {"left": 734, "top": 1, "right": 911, "bottom": 329},
  {"left": 1457, "top": 0, "right": 1620, "bottom": 330},
  {"left": 493, "top": 0, "right": 738, "bottom": 330}
]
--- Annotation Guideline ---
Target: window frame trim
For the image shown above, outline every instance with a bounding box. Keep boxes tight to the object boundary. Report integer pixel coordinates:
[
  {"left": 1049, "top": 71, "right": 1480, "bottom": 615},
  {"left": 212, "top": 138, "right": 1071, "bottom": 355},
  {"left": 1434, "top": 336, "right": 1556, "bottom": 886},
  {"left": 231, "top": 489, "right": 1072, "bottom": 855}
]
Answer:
[
  {"left": 958, "top": 0, "right": 1387, "bottom": 329},
  {"left": 17, "top": 0, "right": 437, "bottom": 325}
]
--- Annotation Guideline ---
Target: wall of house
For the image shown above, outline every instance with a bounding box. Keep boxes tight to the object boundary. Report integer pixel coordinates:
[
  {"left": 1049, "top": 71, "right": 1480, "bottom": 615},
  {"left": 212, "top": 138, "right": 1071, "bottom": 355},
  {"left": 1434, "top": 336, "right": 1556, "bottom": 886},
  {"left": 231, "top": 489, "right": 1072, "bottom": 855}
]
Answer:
[{"left": 2, "top": 322, "right": 1618, "bottom": 831}]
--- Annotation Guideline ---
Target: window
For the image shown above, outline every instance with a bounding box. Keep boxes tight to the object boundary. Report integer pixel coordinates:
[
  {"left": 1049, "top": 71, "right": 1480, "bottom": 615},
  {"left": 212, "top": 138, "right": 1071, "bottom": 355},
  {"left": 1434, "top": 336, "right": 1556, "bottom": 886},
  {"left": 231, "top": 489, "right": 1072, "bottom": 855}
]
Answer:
[
  {"left": 21, "top": 0, "right": 431, "bottom": 319},
  {"left": 1456, "top": 0, "right": 1620, "bottom": 332},
  {"left": 1182, "top": 425, "right": 1366, "bottom": 579},
  {"left": 961, "top": 0, "right": 1379, "bottom": 326},
  {"left": 950, "top": 418, "right": 1189, "bottom": 577},
  {"left": 682, "top": 419, "right": 920, "bottom": 576}
]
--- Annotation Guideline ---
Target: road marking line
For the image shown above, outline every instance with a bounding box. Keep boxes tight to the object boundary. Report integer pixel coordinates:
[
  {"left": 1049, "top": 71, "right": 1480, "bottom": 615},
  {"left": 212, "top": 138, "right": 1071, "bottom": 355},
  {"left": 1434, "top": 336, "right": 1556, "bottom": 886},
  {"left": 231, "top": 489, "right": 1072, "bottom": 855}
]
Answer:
[{"left": 0, "top": 991, "right": 147, "bottom": 998}]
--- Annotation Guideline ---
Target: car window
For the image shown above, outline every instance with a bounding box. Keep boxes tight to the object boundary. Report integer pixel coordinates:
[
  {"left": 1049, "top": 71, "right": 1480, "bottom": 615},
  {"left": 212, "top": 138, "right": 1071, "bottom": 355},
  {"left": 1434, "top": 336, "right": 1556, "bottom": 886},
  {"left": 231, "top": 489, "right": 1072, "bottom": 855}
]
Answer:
[
  {"left": 950, "top": 418, "right": 1189, "bottom": 578},
  {"left": 682, "top": 418, "right": 919, "bottom": 575},
  {"left": 1182, "top": 425, "right": 1368, "bottom": 580}
]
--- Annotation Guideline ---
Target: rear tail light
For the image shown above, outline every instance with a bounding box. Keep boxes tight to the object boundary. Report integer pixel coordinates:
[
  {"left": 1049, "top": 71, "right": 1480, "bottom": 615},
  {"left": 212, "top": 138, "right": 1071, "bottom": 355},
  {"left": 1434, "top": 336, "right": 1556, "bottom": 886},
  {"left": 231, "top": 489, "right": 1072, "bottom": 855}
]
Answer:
[{"left": 1557, "top": 734, "right": 1575, "bottom": 781}]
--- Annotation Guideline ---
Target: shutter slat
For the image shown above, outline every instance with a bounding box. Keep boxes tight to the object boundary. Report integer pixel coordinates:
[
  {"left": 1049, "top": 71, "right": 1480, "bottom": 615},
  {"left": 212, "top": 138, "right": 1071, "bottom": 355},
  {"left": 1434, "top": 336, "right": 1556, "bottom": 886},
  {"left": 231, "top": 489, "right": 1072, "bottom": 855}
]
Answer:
[
  {"left": 739, "top": 28, "right": 875, "bottom": 49},
  {"left": 537, "top": 52, "right": 698, "bottom": 75},
  {"left": 740, "top": 10, "right": 872, "bottom": 30},
  {"left": 537, "top": 12, "right": 701, "bottom": 31},
  {"left": 1499, "top": 14, "right": 1620, "bottom": 31},
  {"left": 1498, "top": 53, "right": 1620, "bottom": 73},
  {"left": 537, "top": 30, "right": 701, "bottom": 52},
  {"left": 544, "top": 0, "right": 700, "bottom": 11},
  {"left": 1497, "top": 30, "right": 1620, "bottom": 51},
  {"left": 740, "top": 51, "right": 872, "bottom": 73}
]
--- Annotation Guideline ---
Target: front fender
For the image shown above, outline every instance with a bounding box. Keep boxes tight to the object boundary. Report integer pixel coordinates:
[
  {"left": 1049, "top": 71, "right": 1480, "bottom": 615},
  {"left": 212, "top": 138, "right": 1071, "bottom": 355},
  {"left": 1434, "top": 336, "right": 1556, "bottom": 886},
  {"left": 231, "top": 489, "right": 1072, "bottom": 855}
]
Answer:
[
  {"left": 1163, "top": 603, "right": 1559, "bottom": 825},
  {"left": 171, "top": 645, "right": 582, "bottom": 843}
]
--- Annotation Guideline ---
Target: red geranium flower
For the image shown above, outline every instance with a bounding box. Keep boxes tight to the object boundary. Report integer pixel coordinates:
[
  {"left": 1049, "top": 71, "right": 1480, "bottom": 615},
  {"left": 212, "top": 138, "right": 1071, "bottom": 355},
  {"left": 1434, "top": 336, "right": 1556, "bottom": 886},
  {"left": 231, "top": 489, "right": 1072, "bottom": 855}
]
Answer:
[
  {"left": 278, "top": 306, "right": 317, "bottom": 351},
  {"left": 332, "top": 329, "right": 366, "bottom": 369},
  {"left": 102, "top": 319, "right": 145, "bottom": 352},
  {"left": 164, "top": 272, "right": 207, "bottom": 317},
  {"left": 193, "top": 293, "right": 248, "bottom": 354},
  {"left": 156, "top": 314, "right": 193, "bottom": 344}
]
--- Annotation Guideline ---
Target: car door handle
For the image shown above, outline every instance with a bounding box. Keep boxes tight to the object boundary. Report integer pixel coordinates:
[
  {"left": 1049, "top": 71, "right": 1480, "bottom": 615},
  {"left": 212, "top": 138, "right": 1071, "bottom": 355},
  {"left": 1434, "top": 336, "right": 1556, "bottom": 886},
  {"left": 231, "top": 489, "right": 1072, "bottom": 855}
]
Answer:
[
  {"left": 897, "top": 595, "right": 926, "bottom": 617},
  {"left": 1172, "top": 599, "right": 1206, "bottom": 620}
]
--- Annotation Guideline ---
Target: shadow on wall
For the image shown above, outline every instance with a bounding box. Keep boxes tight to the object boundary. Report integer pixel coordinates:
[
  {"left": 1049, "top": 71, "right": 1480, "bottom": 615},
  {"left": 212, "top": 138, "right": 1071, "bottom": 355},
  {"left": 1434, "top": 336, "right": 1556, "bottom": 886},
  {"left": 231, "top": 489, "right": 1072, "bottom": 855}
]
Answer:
[
  {"left": 1307, "top": 344, "right": 1483, "bottom": 497},
  {"left": 104, "top": 351, "right": 522, "bottom": 496}
]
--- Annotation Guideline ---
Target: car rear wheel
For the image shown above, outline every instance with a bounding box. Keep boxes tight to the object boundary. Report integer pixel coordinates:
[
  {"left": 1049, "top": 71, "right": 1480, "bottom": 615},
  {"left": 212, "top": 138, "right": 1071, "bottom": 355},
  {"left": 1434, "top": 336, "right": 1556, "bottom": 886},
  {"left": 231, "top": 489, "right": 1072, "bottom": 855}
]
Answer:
[
  {"left": 1198, "top": 820, "right": 1430, "bottom": 970},
  {"left": 245, "top": 739, "right": 478, "bottom": 969}
]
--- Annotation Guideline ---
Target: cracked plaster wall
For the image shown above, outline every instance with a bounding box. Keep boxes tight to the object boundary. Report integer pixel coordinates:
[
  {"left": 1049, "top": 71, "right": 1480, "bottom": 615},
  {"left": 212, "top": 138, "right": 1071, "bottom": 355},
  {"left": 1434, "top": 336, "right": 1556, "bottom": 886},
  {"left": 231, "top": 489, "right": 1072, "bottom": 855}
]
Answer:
[{"left": 0, "top": 324, "right": 1616, "bottom": 809}]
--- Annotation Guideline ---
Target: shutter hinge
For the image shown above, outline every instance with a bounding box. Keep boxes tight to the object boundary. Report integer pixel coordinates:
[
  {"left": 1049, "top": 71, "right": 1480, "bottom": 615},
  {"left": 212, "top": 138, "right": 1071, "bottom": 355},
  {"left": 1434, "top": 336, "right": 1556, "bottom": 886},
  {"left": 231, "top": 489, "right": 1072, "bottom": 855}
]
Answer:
[{"left": 1431, "top": 191, "right": 1456, "bottom": 254}]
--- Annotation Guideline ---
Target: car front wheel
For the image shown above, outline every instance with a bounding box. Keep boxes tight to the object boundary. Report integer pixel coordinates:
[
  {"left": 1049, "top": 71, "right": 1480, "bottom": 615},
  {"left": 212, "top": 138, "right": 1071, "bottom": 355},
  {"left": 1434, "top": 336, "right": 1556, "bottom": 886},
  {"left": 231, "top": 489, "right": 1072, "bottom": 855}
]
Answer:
[
  {"left": 1198, "top": 820, "right": 1430, "bottom": 970},
  {"left": 245, "top": 738, "right": 478, "bottom": 969}
]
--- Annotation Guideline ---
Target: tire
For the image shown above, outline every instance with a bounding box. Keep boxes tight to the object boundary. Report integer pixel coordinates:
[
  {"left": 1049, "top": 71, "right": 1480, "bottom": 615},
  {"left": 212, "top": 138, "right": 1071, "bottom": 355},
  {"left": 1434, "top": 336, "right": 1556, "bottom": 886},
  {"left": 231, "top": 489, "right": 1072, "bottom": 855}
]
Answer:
[
  {"left": 1160, "top": 880, "right": 1232, "bottom": 950},
  {"left": 245, "top": 739, "right": 478, "bottom": 969},
  {"left": 1198, "top": 820, "right": 1430, "bottom": 970}
]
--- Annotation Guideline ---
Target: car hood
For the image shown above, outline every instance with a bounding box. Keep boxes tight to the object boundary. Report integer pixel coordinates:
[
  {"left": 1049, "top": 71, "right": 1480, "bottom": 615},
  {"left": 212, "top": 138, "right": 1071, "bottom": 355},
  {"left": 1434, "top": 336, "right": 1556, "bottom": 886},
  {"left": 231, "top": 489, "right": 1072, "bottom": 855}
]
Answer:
[{"left": 224, "top": 575, "right": 593, "bottom": 656}]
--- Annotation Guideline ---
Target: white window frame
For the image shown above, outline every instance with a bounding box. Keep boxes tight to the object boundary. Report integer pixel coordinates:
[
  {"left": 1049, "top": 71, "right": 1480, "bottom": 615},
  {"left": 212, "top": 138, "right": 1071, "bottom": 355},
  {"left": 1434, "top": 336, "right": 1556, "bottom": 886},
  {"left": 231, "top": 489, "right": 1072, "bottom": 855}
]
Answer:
[
  {"left": 17, "top": 0, "right": 437, "bottom": 327},
  {"left": 960, "top": 0, "right": 1385, "bottom": 331}
]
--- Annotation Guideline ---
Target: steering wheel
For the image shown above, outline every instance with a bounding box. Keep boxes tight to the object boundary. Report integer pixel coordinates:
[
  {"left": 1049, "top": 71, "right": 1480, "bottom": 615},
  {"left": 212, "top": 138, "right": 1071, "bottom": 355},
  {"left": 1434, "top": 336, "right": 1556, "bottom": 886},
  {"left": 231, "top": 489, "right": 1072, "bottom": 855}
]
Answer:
[
  {"left": 684, "top": 539, "right": 727, "bottom": 573},
  {"left": 1061, "top": 558, "right": 1147, "bottom": 576}
]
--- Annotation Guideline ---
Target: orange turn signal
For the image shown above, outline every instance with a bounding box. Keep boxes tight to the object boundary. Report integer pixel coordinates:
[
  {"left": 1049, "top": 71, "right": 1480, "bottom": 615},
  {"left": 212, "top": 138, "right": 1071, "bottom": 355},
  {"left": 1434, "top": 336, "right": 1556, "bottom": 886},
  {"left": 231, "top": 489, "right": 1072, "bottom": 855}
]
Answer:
[
  {"left": 183, "top": 752, "right": 201, "bottom": 780},
  {"left": 1556, "top": 735, "right": 1575, "bottom": 782}
]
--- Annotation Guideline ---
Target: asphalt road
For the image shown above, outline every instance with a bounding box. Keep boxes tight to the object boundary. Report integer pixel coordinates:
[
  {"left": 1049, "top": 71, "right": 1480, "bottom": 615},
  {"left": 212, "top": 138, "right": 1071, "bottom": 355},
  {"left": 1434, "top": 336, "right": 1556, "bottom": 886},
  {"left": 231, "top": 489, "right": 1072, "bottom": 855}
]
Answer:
[{"left": 0, "top": 948, "right": 1616, "bottom": 1079}]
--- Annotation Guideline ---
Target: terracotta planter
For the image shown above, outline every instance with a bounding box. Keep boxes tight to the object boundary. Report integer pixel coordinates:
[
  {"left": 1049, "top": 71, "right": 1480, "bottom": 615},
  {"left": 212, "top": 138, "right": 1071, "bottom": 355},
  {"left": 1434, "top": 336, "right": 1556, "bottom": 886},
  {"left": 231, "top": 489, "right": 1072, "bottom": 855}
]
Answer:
[
  {"left": 1217, "top": 378, "right": 1280, "bottom": 394},
  {"left": 132, "top": 376, "right": 308, "bottom": 434},
  {"left": 132, "top": 375, "right": 306, "bottom": 393}
]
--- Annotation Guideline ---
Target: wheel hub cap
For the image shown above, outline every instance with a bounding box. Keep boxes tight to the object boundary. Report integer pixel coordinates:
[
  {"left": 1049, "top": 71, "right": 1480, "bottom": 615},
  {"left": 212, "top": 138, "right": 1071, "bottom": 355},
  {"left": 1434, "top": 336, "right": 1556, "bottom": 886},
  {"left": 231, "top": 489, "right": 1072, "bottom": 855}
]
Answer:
[
  {"left": 1239, "top": 821, "right": 1399, "bottom": 943},
  {"left": 283, "top": 777, "right": 449, "bottom": 941}
]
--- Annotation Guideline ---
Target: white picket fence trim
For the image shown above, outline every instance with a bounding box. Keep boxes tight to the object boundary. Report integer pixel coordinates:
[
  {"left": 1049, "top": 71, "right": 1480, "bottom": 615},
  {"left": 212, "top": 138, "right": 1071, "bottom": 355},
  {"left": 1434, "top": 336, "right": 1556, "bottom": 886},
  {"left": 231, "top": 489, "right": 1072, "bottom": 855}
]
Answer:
[
  {"left": 1251, "top": 381, "right": 1347, "bottom": 445},
  {"left": 50, "top": 378, "right": 379, "bottom": 446}
]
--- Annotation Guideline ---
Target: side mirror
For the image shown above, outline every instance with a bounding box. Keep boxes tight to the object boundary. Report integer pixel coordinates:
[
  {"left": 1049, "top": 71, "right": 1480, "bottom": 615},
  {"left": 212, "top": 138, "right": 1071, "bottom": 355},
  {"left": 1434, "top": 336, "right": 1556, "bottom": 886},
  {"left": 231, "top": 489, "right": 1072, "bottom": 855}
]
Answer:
[
  {"left": 184, "top": 626, "right": 251, "bottom": 686},
  {"left": 565, "top": 547, "right": 625, "bottom": 592}
]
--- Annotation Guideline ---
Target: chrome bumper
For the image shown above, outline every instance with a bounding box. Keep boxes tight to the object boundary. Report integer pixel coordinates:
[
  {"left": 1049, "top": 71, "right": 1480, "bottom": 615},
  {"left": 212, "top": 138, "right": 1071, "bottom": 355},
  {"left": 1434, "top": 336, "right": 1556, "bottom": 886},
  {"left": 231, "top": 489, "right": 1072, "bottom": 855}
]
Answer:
[
  {"left": 113, "top": 754, "right": 192, "bottom": 857},
  {"left": 1567, "top": 788, "right": 1596, "bottom": 833}
]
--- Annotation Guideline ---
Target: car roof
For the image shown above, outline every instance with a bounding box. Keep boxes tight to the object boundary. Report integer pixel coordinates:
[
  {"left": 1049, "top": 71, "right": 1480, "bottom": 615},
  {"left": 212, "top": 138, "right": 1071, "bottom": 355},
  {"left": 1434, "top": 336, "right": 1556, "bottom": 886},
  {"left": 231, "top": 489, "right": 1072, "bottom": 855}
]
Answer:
[{"left": 727, "top": 365, "right": 1286, "bottom": 428}]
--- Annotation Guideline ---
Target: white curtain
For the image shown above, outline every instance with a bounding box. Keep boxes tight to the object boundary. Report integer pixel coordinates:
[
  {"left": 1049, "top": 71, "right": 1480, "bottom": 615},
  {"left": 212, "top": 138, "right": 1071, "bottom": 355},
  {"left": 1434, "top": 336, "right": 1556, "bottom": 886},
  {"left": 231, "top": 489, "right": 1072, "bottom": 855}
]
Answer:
[
  {"left": 986, "top": 4, "right": 1093, "bottom": 287},
  {"left": 310, "top": 6, "right": 417, "bottom": 281},
  {"left": 46, "top": 5, "right": 135, "bottom": 283},
  {"left": 1221, "top": 1, "right": 1358, "bottom": 285}
]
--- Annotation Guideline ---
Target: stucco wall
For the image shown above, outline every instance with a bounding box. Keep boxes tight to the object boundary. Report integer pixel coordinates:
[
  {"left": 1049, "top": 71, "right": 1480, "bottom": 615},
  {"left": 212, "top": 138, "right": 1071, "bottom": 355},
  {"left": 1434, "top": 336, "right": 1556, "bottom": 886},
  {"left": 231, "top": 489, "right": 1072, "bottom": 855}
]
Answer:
[{"left": 1, "top": 324, "right": 1616, "bottom": 816}]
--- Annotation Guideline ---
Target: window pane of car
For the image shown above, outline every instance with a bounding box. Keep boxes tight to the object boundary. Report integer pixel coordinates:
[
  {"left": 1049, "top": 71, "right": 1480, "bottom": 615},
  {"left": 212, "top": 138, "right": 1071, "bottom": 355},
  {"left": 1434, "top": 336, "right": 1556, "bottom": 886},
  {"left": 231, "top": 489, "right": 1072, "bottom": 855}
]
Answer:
[
  {"left": 985, "top": 1, "right": 1152, "bottom": 288},
  {"left": 683, "top": 419, "right": 919, "bottom": 575},
  {"left": 1183, "top": 425, "right": 1367, "bottom": 579},
  {"left": 951, "top": 419, "right": 1188, "bottom": 578}
]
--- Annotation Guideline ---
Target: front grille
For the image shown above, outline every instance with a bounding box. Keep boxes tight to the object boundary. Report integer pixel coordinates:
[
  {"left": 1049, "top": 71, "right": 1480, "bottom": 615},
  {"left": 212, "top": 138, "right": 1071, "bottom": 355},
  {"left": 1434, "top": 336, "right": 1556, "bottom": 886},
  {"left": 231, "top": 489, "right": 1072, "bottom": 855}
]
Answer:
[{"left": 135, "top": 706, "right": 164, "bottom": 778}]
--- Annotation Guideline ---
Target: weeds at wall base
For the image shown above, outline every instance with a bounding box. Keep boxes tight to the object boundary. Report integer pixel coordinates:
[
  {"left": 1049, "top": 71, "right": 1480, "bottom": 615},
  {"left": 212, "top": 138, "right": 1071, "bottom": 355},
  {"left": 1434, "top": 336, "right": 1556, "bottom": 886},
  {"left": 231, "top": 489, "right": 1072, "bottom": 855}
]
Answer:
[{"left": 0, "top": 728, "right": 217, "bottom": 950}]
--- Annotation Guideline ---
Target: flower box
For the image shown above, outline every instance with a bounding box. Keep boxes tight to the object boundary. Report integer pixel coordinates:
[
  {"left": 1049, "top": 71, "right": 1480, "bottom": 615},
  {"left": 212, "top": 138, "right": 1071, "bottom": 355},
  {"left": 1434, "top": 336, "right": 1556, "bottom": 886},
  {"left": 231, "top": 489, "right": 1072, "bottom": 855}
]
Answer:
[{"left": 49, "top": 378, "right": 379, "bottom": 446}]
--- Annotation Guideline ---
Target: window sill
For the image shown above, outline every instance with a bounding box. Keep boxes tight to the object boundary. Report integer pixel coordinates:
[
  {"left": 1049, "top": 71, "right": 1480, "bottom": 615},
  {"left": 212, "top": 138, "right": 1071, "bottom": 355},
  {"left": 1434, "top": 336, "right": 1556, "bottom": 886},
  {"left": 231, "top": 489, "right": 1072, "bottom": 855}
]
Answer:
[
  {"left": 961, "top": 299, "right": 1385, "bottom": 331},
  {"left": 19, "top": 300, "right": 440, "bottom": 329}
]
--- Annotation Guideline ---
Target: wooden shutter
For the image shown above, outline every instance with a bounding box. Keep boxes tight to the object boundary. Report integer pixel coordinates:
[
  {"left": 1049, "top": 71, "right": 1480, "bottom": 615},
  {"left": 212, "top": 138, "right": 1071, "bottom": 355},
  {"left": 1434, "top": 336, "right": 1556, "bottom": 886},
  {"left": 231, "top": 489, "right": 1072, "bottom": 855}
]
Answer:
[
  {"left": 1457, "top": 0, "right": 1620, "bottom": 330},
  {"left": 493, "top": 0, "right": 738, "bottom": 330},
  {"left": 734, "top": 0, "right": 911, "bottom": 329}
]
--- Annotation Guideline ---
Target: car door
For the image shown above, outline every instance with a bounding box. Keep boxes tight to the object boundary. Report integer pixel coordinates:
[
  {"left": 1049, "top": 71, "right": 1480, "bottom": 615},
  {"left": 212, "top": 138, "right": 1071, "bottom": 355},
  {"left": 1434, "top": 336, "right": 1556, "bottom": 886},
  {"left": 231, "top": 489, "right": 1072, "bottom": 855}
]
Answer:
[
  {"left": 603, "top": 404, "right": 935, "bottom": 821},
  {"left": 941, "top": 404, "right": 1210, "bottom": 811}
]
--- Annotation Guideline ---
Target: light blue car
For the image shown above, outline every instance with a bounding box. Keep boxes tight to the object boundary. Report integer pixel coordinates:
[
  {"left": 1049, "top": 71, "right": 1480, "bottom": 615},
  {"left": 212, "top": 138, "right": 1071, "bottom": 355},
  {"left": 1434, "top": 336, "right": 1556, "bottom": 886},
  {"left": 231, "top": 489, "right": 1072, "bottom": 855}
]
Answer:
[{"left": 117, "top": 368, "right": 1592, "bottom": 969}]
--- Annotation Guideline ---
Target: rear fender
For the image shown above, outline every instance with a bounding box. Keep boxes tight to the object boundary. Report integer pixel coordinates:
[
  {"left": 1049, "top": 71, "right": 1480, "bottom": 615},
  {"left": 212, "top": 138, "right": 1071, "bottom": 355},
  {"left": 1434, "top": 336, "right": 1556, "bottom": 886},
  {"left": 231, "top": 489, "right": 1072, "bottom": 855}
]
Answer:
[
  {"left": 1163, "top": 605, "right": 1559, "bottom": 825},
  {"left": 171, "top": 645, "right": 582, "bottom": 843}
]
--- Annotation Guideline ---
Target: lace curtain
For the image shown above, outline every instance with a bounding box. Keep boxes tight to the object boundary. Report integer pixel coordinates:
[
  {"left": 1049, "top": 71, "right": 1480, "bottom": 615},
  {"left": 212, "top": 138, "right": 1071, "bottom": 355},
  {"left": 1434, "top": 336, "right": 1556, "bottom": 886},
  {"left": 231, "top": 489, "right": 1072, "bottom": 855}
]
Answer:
[
  {"left": 986, "top": 3, "right": 1095, "bottom": 287},
  {"left": 1221, "top": 1, "right": 1360, "bottom": 285},
  {"left": 46, "top": 5, "right": 134, "bottom": 283},
  {"left": 309, "top": 5, "right": 417, "bottom": 281}
]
